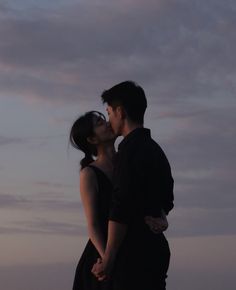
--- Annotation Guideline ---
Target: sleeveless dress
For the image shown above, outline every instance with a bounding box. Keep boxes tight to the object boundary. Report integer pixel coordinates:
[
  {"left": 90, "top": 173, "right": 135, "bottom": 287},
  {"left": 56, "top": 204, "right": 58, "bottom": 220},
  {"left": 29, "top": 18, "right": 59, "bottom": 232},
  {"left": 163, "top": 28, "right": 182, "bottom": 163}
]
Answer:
[{"left": 72, "top": 165, "right": 113, "bottom": 290}]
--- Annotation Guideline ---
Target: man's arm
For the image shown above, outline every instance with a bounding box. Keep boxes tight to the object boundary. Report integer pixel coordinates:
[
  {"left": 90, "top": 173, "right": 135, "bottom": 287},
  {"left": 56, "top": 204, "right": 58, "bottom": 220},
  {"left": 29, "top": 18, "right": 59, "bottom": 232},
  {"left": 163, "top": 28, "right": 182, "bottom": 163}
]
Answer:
[
  {"left": 103, "top": 220, "right": 127, "bottom": 264},
  {"left": 145, "top": 209, "right": 169, "bottom": 234}
]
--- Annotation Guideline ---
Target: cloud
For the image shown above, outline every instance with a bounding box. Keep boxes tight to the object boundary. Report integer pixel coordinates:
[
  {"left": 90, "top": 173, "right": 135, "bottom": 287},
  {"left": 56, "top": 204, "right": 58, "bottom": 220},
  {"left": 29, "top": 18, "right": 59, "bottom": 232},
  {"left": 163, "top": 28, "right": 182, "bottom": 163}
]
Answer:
[
  {"left": 0, "top": 134, "right": 67, "bottom": 150},
  {"left": 33, "top": 181, "right": 75, "bottom": 189},
  {"left": 0, "top": 191, "right": 85, "bottom": 236},
  {"left": 0, "top": 219, "right": 86, "bottom": 236},
  {"left": 0, "top": 0, "right": 235, "bottom": 103},
  {"left": 167, "top": 207, "right": 236, "bottom": 238},
  {"left": 146, "top": 100, "right": 236, "bottom": 238},
  {"left": 0, "top": 193, "right": 28, "bottom": 207},
  {"left": 0, "top": 2, "right": 7, "bottom": 13},
  {"left": 0, "top": 136, "right": 25, "bottom": 146},
  {"left": 0, "top": 0, "right": 236, "bottom": 242},
  {"left": 0, "top": 192, "right": 82, "bottom": 211},
  {"left": 153, "top": 104, "right": 236, "bottom": 210}
]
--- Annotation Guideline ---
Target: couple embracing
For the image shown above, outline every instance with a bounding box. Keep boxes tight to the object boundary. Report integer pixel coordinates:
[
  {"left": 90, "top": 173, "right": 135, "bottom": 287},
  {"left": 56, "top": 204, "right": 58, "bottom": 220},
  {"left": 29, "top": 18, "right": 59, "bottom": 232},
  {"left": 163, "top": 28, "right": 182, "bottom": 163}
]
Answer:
[{"left": 70, "top": 81, "right": 174, "bottom": 290}]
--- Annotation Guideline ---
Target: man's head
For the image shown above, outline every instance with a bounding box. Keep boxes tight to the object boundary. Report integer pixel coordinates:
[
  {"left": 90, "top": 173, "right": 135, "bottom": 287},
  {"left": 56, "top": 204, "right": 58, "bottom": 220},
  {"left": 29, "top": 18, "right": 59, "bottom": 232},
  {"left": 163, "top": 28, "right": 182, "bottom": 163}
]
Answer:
[{"left": 101, "top": 81, "right": 147, "bottom": 136}]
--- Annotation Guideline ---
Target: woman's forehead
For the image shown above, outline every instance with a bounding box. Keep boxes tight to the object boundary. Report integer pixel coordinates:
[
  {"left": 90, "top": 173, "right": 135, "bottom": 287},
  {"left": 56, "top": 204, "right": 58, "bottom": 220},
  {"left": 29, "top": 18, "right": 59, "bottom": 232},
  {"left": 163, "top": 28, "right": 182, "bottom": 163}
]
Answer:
[
  {"left": 92, "top": 112, "right": 106, "bottom": 125},
  {"left": 93, "top": 111, "right": 106, "bottom": 120}
]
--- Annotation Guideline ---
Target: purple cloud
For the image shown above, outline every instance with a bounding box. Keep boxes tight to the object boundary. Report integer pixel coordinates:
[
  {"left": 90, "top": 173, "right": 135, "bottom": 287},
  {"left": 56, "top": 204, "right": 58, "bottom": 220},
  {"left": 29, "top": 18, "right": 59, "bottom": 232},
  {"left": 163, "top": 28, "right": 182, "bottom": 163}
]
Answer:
[
  {"left": 0, "top": 0, "right": 235, "bottom": 103},
  {"left": 0, "top": 136, "right": 25, "bottom": 146}
]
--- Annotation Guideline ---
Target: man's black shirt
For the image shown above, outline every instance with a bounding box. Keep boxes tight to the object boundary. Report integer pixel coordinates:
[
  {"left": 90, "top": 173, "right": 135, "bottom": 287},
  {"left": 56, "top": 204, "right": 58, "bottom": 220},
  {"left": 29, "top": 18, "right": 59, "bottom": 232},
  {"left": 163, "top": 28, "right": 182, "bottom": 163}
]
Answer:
[{"left": 109, "top": 128, "right": 174, "bottom": 225}]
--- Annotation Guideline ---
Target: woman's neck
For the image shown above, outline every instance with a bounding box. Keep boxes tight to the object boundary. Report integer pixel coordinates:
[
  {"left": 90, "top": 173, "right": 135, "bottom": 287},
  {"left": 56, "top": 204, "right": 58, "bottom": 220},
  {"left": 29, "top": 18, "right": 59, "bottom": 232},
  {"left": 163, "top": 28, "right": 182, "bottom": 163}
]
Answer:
[{"left": 96, "top": 144, "right": 116, "bottom": 166}]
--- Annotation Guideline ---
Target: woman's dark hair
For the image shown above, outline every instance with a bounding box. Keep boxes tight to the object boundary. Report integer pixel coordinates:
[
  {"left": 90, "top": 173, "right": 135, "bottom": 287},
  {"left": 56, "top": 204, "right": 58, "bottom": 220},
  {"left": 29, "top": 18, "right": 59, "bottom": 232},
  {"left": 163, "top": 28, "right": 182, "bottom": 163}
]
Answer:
[
  {"left": 101, "top": 80, "right": 147, "bottom": 124},
  {"left": 69, "top": 111, "right": 105, "bottom": 169}
]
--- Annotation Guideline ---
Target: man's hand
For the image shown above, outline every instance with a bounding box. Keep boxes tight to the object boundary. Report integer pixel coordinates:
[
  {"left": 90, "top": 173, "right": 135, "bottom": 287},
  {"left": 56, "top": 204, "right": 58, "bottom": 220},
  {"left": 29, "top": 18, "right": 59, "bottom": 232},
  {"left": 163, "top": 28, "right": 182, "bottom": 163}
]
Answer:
[
  {"left": 144, "top": 216, "right": 168, "bottom": 234},
  {"left": 91, "top": 258, "right": 109, "bottom": 281}
]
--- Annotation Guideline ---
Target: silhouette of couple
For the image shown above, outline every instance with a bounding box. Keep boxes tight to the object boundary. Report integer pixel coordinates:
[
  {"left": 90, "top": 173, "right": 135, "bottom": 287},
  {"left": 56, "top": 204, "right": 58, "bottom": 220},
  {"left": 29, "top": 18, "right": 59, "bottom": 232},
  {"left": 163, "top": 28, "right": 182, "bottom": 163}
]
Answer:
[{"left": 70, "top": 81, "right": 174, "bottom": 290}]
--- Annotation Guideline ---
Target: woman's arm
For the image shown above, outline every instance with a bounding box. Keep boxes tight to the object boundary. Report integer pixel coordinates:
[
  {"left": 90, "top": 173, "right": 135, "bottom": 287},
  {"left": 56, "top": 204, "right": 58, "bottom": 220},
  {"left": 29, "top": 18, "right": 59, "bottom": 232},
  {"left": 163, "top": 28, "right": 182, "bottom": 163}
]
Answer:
[{"left": 80, "top": 167, "right": 106, "bottom": 258}]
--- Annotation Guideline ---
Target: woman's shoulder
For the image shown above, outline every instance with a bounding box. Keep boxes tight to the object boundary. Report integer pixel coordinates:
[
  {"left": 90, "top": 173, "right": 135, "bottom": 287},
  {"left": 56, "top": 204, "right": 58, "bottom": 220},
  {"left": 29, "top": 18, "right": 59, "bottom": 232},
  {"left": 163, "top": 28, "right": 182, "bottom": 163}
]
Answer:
[
  {"left": 79, "top": 165, "right": 99, "bottom": 191},
  {"left": 80, "top": 165, "right": 97, "bottom": 181}
]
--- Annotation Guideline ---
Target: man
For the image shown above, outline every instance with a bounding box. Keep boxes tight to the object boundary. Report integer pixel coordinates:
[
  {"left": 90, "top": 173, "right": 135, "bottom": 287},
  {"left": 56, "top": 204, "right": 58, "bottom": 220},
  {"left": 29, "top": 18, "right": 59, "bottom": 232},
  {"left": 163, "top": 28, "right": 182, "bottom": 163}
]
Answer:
[{"left": 92, "top": 81, "right": 174, "bottom": 290}]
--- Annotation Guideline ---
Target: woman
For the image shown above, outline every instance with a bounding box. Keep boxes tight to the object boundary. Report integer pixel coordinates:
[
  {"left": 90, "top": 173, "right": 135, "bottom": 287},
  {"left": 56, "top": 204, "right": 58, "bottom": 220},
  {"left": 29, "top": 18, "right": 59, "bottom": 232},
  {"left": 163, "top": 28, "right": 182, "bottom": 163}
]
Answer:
[
  {"left": 70, "top": 111, "right": 116, "bottom": 290},
  {"left": 70, "top": 111, "right": 168, "bottom": 290}
]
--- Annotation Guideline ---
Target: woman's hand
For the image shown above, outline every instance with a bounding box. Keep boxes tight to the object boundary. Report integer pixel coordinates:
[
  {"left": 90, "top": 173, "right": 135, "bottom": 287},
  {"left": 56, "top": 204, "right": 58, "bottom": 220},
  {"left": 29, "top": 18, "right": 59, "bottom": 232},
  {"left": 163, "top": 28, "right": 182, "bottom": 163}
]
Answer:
[{"left": 91, "top": 258, "right": 111, "bottom": 281}]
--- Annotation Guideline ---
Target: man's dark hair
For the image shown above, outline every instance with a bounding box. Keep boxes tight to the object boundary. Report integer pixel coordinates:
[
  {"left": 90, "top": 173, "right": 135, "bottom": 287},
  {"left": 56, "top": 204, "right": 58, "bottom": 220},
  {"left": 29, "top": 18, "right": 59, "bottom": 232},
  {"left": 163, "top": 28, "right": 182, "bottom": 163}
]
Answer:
[{"left": 101, "top": 81, "right": 147, "bottom": 124}]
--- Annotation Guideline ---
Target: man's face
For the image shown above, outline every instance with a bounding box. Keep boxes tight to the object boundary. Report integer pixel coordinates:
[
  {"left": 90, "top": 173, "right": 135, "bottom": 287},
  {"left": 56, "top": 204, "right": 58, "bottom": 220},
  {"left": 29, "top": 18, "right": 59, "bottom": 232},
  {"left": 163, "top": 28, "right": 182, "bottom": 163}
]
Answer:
[{"left": 106, "top": 105, "right": 123, "bottom": 136}]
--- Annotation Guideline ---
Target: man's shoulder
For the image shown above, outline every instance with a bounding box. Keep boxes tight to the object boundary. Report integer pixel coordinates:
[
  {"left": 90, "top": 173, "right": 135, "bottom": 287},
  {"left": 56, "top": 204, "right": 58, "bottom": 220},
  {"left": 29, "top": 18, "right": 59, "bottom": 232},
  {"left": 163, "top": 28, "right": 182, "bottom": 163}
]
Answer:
[
  {"left": 118, "top": 129, "right": 166, "bottom": 158},
  {"left": 138, "top": 134, "right": 164, "bottom": 153}
]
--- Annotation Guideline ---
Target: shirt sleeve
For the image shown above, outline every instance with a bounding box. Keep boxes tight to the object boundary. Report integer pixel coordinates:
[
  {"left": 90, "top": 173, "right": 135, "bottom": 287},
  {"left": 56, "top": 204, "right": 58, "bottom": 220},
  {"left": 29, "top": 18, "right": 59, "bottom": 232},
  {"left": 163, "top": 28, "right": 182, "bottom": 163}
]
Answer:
[{"left": 109, "top": 151, "right": 137, "bottom": 224}]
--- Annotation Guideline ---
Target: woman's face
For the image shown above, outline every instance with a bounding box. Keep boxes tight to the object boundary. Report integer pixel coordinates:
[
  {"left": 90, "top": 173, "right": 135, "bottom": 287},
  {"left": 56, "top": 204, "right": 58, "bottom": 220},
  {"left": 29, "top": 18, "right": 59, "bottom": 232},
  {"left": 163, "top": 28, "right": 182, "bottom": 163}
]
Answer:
[{"left": 92, "top": 114, "right": 116, "bottom": 143}]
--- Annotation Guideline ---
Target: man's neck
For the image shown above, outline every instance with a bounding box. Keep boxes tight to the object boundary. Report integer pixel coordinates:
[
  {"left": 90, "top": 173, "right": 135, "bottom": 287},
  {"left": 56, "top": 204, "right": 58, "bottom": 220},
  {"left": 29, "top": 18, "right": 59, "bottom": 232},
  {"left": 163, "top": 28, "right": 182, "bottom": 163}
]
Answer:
[{"left": 122, "top": 122, "right": 143, "bottom": 137}]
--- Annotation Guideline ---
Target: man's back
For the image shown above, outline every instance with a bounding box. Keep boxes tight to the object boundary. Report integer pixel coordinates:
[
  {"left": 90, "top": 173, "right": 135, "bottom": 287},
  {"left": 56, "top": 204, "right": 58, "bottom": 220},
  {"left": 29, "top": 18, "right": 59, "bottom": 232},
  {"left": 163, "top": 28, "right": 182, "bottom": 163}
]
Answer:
[{"left": 110, "top": 128, "right": 174, "bottom": 227}]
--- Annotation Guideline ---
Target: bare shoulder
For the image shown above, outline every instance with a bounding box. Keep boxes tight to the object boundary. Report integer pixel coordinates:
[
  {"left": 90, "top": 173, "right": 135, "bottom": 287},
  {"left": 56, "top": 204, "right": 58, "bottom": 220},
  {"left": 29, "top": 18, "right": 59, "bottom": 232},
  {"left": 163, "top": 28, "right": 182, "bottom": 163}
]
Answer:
[
  {"left": 80, "top": 166, "right": 98, "bottom": 189},
  {"left": 80, "top": 166, "right": 96, "bottom": 179}
]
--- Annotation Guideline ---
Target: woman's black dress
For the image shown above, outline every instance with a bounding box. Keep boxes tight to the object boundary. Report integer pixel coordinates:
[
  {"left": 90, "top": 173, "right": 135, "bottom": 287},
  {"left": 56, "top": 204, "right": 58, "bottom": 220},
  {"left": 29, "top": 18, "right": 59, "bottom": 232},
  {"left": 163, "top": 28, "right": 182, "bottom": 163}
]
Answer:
[{"left": 72, "top": 165, "right": 113, "bottom": 290}]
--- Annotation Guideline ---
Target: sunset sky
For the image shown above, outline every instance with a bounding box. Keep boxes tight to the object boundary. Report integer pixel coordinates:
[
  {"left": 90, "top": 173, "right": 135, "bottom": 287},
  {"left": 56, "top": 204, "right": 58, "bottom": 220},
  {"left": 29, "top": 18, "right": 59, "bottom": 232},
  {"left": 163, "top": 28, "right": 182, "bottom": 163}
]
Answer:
[{"left": 0, "top": 0, "right": 236, "bottom": 289}]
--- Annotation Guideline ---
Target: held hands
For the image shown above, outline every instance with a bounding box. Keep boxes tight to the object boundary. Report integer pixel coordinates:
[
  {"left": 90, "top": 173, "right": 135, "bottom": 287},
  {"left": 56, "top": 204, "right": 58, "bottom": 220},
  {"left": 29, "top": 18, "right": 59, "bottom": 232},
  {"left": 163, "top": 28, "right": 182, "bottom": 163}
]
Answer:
[
  {"left": 91, "top": 258, "right": 110, "bottom": 282},
  {"left": 144, "top": 215, "right": 169, "bottom": 234},
  {"left": 91, "top": 216, "right": 168, "bottom": 282}
]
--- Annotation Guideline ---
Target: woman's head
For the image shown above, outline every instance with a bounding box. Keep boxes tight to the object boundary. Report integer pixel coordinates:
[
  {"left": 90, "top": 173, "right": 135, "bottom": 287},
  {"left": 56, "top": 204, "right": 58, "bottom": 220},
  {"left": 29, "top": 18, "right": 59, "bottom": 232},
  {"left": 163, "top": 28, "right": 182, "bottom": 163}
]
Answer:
[{"left": 69, "top": 111, "right": 115, "bottom": 169}]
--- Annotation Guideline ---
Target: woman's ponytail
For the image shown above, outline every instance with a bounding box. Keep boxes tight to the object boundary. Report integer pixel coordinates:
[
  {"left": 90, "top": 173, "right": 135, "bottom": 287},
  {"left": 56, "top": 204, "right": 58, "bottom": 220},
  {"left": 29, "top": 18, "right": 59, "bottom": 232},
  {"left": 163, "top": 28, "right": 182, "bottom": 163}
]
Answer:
[{"left": 80, "top": 152, "right": 94, "bottom": 169}]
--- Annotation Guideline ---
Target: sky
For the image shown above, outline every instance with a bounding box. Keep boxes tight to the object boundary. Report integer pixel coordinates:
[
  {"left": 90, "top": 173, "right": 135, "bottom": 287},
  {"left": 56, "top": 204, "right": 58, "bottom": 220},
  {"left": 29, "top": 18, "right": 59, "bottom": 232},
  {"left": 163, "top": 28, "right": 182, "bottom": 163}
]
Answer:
[{"left": 0, "top": 0, "right": 236, "bottom": 289}]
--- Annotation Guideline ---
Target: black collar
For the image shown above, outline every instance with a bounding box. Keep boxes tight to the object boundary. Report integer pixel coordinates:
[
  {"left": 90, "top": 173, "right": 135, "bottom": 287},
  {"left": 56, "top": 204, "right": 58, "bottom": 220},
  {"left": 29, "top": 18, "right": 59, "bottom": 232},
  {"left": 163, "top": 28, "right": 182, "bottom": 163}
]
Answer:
[{"left": 118, "top": 128, "right": 151, "bottom": 151}]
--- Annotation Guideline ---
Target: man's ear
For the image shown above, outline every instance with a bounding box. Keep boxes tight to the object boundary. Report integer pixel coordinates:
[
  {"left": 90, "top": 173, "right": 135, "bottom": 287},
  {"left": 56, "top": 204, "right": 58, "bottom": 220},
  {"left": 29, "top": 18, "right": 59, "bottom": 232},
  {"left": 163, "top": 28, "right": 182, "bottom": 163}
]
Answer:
[
  {"left": 116, "top": 106, "right": 126, "bottom": 119},
  {"left": 87, "top": 136, "right": 98, "bottom": 145}
]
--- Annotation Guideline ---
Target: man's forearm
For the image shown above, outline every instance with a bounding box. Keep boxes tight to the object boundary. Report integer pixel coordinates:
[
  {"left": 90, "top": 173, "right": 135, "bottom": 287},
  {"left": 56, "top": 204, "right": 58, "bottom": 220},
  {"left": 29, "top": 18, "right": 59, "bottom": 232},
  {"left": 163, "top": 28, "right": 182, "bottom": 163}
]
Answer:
[
  {"left": 103, "top": 220, "right": 127, "bottom": 265},
  {"left": 88, "top": 224, "right": 106, "bottom": 258}
]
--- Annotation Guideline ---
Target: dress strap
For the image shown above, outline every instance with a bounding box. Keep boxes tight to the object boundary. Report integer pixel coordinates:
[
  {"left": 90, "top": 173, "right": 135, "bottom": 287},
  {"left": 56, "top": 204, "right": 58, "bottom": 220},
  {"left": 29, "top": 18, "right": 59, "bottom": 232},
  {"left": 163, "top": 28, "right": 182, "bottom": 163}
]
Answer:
[{"left": 87, "top": 165, "right": 112, "bottom": 184}]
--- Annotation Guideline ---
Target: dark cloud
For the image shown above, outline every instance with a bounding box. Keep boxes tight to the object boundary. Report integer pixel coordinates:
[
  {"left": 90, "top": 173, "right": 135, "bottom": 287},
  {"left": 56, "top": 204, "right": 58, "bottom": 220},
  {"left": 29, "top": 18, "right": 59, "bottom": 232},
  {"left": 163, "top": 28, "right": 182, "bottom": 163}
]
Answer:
[
  {"left": 35, "top": 198, "right": 82, "bottom": 211},
  {"left": 0, "top": 2, "right": 7, "bottom": 12},
  {"left": 1, "top": 219, "right": 86, "bottom": 236},
  {"left": 0, "top": 193, "right": 28, "bottom": 207},
  {"left": 0, "top": 192, "right": 84, "bottom": 236},
  {"left": 148, "top": 103, "right": 236, "bottom": 238},
  {"left": 167, "top": 207, "right": 236, "bottom": 238},
  {"left": 33, "top": 181, "right": 75, "bottom": 189},
  {"left": 151, "top": 104, "right": 236, "bottom": 209},
  {"left": 0, "top": 136, "right": 25, "bottom": 146},
  {"left": 0, "top": 192, "right": 82, "bottom": 211},
  {"left": 0, "top": 134, "right": 67, "bottom": 150}
]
